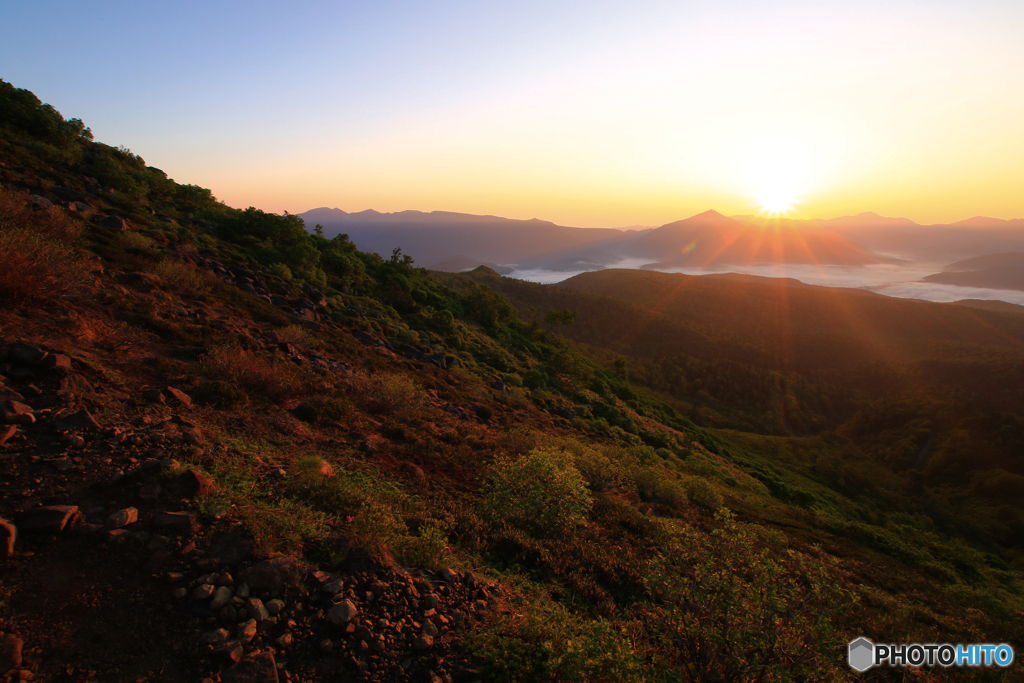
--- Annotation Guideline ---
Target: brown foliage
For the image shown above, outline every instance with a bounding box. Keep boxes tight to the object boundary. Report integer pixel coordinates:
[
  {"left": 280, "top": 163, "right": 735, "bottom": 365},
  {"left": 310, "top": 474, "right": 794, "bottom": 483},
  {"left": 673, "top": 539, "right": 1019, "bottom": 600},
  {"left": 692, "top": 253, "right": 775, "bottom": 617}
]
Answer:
[
  {"left": 200, "top": 347, "right": 304, "bottom": 404},
  {"left": 0, "top": 188, "right": 93, "bottom": 305}
]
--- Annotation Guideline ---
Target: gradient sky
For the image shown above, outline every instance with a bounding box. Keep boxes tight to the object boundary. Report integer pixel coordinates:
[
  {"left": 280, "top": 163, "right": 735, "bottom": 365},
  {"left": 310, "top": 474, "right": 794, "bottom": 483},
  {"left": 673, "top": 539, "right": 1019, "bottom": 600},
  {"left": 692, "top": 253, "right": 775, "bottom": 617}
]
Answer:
[{"left": 4, "top": 0, "right": 1024, "bottom": 227}]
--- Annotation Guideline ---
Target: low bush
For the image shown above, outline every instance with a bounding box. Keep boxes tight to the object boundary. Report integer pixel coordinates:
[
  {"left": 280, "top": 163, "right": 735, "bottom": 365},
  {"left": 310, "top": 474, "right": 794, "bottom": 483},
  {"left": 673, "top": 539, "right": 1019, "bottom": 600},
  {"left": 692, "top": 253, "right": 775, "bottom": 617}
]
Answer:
[
  {"left": 400, "top": 525, "right": 448, "bottom": 567},
  {"left": 348, "top": 371, "right": 421, "bottom": 416},
  {"left": 468, "top": 600, "right": 645, "bottom": 683},
  {"left": 293, "top": 396, "right": 350, "bottom": 424},
  {"left": 0, "top": 228, "right": 93, "bottom": 304},
  {"left": 0, "top": 188, "right": 92, "bottom": 304},
  {"left": 154, "top": 258, "right": 214, "bottom": 298},
  {"left": 685, "top": 477, "right": 724, "bottom": 511},
  {"left": 483, "top": 447, "right": 593, "bottom": 536},
  {"left": 634, "top": 468, "right": 688, "bottom": 510},
  {"left": 200, "top": 347, "right": 304, "bottom": 404}
]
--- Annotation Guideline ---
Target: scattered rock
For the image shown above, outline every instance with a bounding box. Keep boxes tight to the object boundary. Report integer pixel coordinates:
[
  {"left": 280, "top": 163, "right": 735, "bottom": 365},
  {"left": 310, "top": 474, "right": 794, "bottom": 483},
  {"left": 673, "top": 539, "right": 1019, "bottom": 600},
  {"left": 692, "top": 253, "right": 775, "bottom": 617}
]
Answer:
[
  {"left": 243, "top": 556, "right": 302, "bottom": 590},
  {"left": 59, "top": 374, "right": 94, "bottom": 395},
  {"left": 176, "top": 469, "right": 215, "bottom": 498},
  {"left": 142, "top": 389, "right": 165, "bottom": 404},
  {"left": 53, "top": 410, "right": 101, "bottom": 431},
  {"left": 0, "top": 519, "right": 16, "bottom": 557},
  {"left": 237, "top": 619, "right": 257, "bottom": 643},
  {"left": 200, "top": 628, "right": 230, "bottom": 645},
  {"left": 193, "top": 584, "right": 216, "bottom": 600},
  {"left": 245, "top": 598, "right": 269, "bottom": 623},
  {"left": 138, "top": 482, "right": 161, "bottom": 500},
  {"left": 265, "top": 598, "right": 285, "bottom": 616},
  {"left": 213, "top": 640, "right": 244, "bottom": 664},
  {"left": 328, "top": 599, "right": 358, "bottom": 625},
  {"left": 208, "top": 533, "right": 253, "bottom": 566},
  {"left": 414, "top": 634, "right": 434, "bottom": 650},
  {"left": 27, "top": 195, "right": 53, "bottom": 209},
  {"left": 40, "top": 354, "right": 71, "bottom": 369},
  {"left": 1, "top": 401, "right": 33, "bottom": 423},
  {"left": 0, "top": 633, "right": 23, "bottom": 673},
  {"left": 0, "top": 424, "right": 16, "bottom": 447},
  {"left": 222, "top": 651, "right": 279, "bottom": 683},
  {"left": 15, "top": 505, "right": 80, "bottom": 535},
  {"left": 401, "top": 461, "right": 427, "bottom": 483},
  {"left": 152, "top": 511, "right": 196, "bottom": 533},
  {"left": 6, "top": 343, "right": 44, "bottom": 365},
  {"left": 182, "top": 427, "right": 204, "bottom": 445},
  {"left": 211, "top": 586, "right": 234, "bottom": 610},
  {"left": 97, "top": 215, "right": 127, "bottom": 230},
  {"left": 164, "top": 386, "right": 192, "bottom": 408},
  {"left": 106, "top": 507, "right": 138, "bottom": 529}
]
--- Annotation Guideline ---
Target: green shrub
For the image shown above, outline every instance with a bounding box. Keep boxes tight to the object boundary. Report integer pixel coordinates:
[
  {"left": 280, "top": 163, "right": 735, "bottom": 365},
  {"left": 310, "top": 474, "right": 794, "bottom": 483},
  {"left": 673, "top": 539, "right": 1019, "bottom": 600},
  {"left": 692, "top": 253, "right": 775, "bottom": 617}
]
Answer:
[
  {"left": 118, "top": 231, "right": 157, "bottom": 252},
  {"left": 349, "top": 372, "right": 421, "bottom": 416},
  {"left": 154, "top": 258, "right": 213, "bottom": 298},
  {"left": 657, "top": 510, "right": 847, "bottom": 682},
  {"left": 634, "top": 468, "right": 688, "bottom": 510},
  {"left": 483, "top": 448, "right": 593, "bottom": 536},
  {"left": 468, "top": 602, "right": 645, "bottom": 683},
  {"left": 685, "top": 477, "right": 724, "bottom": 511},
  {"left": 400, "top": 525, "right": 447, "bottom": 567}
]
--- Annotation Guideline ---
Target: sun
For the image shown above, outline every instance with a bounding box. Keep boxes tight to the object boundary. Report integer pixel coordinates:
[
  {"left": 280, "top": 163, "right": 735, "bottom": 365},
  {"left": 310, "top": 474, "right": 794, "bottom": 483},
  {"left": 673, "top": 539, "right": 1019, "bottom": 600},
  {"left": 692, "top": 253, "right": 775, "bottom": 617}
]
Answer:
[{"left": 757, "top": 188, "right": 798, "bottom": 216}]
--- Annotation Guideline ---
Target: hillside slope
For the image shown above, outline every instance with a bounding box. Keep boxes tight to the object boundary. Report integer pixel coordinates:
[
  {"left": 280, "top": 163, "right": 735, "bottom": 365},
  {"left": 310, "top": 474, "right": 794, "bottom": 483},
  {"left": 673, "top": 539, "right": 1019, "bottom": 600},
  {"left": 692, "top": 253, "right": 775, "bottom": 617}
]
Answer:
[{"left": 2, "top": 79, "right": 1024, "bottom": 683}]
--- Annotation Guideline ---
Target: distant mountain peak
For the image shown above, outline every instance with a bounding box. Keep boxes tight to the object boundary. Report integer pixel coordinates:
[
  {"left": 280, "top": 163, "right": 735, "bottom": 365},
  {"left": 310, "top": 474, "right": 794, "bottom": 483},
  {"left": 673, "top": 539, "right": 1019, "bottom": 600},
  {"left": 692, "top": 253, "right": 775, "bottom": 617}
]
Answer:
[{"left": 693, "top": 209, "right": 727, "bottom": 219}]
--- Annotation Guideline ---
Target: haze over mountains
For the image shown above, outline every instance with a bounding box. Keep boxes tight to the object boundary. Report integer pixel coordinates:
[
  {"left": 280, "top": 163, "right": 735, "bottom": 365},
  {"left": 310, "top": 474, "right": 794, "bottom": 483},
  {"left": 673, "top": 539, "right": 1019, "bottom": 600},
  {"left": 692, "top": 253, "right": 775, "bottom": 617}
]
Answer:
[{"left": 298, "top": 206, "right": 1024, "bottom": 303}]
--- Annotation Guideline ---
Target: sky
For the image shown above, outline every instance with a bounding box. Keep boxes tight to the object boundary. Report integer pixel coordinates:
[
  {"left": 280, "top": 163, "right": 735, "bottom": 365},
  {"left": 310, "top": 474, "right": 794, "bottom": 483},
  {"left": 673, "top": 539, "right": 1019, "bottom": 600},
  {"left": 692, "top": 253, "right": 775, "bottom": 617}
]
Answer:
[{"left": 4, "top": 0, "right": 1024, "bottom": 228}]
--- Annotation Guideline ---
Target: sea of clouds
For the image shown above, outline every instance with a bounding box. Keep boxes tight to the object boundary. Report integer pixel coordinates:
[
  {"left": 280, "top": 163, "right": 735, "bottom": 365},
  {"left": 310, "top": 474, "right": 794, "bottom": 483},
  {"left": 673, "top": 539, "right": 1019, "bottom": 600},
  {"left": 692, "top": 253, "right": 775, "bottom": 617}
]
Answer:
[{"left": 503, "top": 261, "right": 1024, "bottom": 306}]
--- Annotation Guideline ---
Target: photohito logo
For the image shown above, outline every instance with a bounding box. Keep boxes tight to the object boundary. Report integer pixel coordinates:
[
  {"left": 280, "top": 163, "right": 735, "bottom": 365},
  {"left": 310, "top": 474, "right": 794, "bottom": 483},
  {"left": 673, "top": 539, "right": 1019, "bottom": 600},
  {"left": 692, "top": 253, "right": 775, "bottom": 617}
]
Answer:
[{"left": 848, "top": 637, "right": 1014, "bottom": 671}]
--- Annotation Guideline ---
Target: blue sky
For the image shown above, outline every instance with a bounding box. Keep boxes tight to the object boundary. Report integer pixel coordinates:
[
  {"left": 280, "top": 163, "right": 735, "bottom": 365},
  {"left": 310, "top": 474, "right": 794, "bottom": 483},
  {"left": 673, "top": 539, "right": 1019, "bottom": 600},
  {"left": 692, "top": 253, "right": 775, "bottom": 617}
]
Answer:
[{"left": 4, "top": 1, "right": 1024, "bottom": 226}]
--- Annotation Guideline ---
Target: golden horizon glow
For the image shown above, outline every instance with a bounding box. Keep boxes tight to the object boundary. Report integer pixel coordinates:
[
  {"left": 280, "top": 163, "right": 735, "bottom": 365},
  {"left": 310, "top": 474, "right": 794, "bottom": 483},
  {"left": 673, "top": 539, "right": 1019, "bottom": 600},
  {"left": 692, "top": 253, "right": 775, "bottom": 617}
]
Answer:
[{"left": 10, "top": 3, "right": 1022, "bottom": 228}]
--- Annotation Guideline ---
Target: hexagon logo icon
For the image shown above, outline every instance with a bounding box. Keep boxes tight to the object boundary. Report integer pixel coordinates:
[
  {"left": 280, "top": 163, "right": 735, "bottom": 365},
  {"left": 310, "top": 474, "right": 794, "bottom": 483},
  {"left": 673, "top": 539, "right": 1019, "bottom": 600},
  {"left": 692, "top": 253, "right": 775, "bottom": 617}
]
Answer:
[{"left": 848, "top": 637, "right": 875, "bottom": 672}]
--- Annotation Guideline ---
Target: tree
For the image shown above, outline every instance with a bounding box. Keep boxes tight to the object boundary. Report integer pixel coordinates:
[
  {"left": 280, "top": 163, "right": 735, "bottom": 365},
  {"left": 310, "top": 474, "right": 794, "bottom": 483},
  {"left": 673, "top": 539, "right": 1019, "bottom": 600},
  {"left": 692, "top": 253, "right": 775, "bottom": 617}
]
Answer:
[{"left": 543, "top": 308, "right": 578, "bottom": 335}]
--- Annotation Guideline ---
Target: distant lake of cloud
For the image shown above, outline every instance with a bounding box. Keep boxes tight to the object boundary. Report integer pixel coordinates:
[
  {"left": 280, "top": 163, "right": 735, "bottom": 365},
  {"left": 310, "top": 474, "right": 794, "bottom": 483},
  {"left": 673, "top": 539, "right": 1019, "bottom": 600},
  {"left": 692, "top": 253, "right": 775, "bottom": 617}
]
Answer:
[{"left": 506, "top": 261, "right": 1024, "bottom": 306}]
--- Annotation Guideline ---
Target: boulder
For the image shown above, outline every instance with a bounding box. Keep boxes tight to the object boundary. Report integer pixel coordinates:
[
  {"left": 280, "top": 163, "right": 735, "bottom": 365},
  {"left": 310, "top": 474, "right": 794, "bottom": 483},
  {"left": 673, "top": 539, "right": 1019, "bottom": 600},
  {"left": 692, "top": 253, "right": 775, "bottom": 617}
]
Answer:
[
  {"left": 27, "top": 195, "right": 53, "bottom": 209},
  {"left": 59, "top": 374, "right": 93, "bottom": 395},
  {"left": 222, "top": 651, "right": 278, "bottom": 683},
  {"left": 53, "top": 410, "right": 101, "bottom": 431},
  {"left": 15, "top": 505, "right": 80, "bottom": 535},
  {"left": 176, "top": 469, "right": 215, "bottom": 498},
  {"left": 1, "top": 401, "right": 33, "bottom": 423},
  {"left": 243, "top": 556, "right": 302, "bottom": 590},
  {"left": 106, "top": 507, "right": 138, "bottom": 529},
  {"left": 164, "top": 387, "right": 192, "bottom": 408},
  {"left": 0, "top": 633, "right": 23, "bottom": 674},
  {"left": 401, "top": 461, "right": 427, "bottom": 484},
  {"left": 208, "top": 533, "right": 253, "bottom": 567},
  {"left": 328, "top": 599, "right": 358, "bottom": 625},
  {"left": 40, "top": 354, "right": 72, "bottom": 369},
  {"left": 97, "top": 215, "right": 127, "bottom": 230},
  {"left": 6, "top": 343, "right": 44, "bottom": 365},
  {"left": 182, "top": 427, "right": 204, "bottom": 446},
  {"left": 152, "top": 511, "right": 196, "bottom": 533}
]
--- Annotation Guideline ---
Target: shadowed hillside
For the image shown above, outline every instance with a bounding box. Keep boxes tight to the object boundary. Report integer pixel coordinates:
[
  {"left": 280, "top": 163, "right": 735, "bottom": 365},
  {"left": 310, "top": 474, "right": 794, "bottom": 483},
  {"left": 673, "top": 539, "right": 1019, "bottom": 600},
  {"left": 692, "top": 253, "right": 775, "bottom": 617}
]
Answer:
[{"left": 3, "top": 78, "right": 1024, "bottom": 683}]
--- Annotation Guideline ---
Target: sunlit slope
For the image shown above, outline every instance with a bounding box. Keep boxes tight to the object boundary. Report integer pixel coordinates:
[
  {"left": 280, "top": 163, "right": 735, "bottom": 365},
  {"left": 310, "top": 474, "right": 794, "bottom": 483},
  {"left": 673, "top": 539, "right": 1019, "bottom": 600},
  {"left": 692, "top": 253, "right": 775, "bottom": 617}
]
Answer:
[
  {"left": 559, "top": 268, "right": 1024, "bottom": 365},
  {"left": 455, "top": 268, "right": 1024, "bottom": 422}
]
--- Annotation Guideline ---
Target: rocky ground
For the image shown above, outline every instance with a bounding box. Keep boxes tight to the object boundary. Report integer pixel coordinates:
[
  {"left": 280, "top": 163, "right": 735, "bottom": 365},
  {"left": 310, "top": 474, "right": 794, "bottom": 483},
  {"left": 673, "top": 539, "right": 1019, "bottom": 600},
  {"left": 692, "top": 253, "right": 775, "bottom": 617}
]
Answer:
[{"left": 0, "top": 336, "right": 502, "bottom": 683}]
